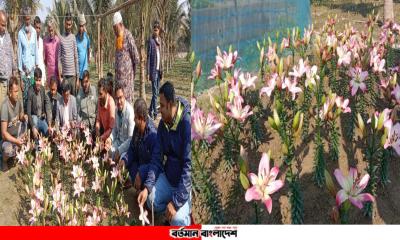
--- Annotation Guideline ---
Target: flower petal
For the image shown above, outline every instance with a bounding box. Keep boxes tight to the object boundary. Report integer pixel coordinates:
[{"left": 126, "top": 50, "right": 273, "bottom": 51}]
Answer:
[
  {"left": 357, "top": 173, "right": 370, "bottom": 192},
  {"left": 336, "top": 189, "right": 349, "bottom": 207},
  {"left": 258, "top": 153, "right": 270, "bottom": 180},
  {"left": 266, "top": 180, "right": 284, "bottom": 195},
  {"left": 245, "top": 186, "right": 261, "bottom": 202},
  {"left": 248, "top": 173, "right": 258, "bottom": 185},
  {"left": 334, "top": 169, "right": 348, "bottom": 190},
  {"left": 263, "top": 196, "right": 273, "bottom": 214}
]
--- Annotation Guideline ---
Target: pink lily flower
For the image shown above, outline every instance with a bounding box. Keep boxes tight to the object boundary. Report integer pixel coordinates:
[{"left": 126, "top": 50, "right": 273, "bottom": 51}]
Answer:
[
  {"left": 260, "top": 73, "right": 278, "bottom": 97},
  {"left": 92, "top": 175, "right": 101, "bottom": 193},
  {"left": 111, "top": 167, "right": 120, "bottom": 179},
  {"left": 267, "top": 46, "right": 277, "bottom": 62},
  {"left": 216, "top": 51, "right": 237, "bottom": 70},
  {"left": 281, "top": 38, "right": 290, "bottom": 50},
  {"left": 226, "top": 95, "right": 253, "bottom": 123},
  {"left": 305, "top": 65, "right": 319, "bottom": 88},
  {"left": 282, "top": 77, "right": 302, "bottom": 100},
  {"left": 336, "top": 45, "right": 351, "bottom": 66},
  {"left": 208, "top": 63, "right": 222, "bottom": 80},
  {"left": 326, "top": 34, "right": 337, "bottom": 48},
  {"left": 372, "top": 56, "right": 386, "bottom": 73},
  {"left": 73, "top": 177, "right": 85, "bottom": 197},
  {"left": 289, "top": 58, "right": 309, "bottom": 79},
  {"left": 71, "top": 165, "right": 85, "bottom": 179},
  {"left": 245, "top": 152, "right": 284, "bottom": 213},
  {"left": 349, "top": 67, "right": 368, "bottom": 96},
  {"left": 28, "top": 199, "right": 43, "bottom": 225},
  {"left": 191, "top": 106, "right": 222, "bottom": 144},
  {"left": 239, "top": 72, "right": 258, "bottom": 90},
  {"left": 334, "top": 168, "right": 375, "bottom": 209},
  {"left": 384, "top": 123, "right": 400, "bottom": 155},
  {"left": 335, "top": 96, "right": 351, "bottom": 113},
  {"left": 391, "top": 84, "right": 400, "bottom": 104}
]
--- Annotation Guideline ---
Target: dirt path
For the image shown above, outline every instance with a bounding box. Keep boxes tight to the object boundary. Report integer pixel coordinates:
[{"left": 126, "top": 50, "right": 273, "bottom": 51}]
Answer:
[{"left": 0, "top": 168, "right": 20, "bottom": 225}]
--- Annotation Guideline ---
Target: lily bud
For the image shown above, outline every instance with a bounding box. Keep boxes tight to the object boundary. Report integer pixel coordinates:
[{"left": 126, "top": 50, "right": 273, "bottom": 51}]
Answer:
[
  {"left": 273, "top": 109, "right": 281, "bottom": 129},
  {"left": 268, "top": 116, "right": 278, "bottom": 131},
  {"left": 239, "top": 145, "right": 248, "bottom": 173},
  {"left": 293, "top": 111, "right": 301, "bottom": 131},
  {"left": 195, "top": 61, "right": 202, "bottom": 79},
  {"left": 278, "top": 58, "right": 284, "bottom": 77},
  {"left": 390, "top": 73, "right": 397, "bottom": 87},
  {"left": 377, "top": 111, "right": 385, "bottom": 131},
  {"left": 325, "top": 169, "right": 336, "bottom": 197},
  {"left": 294, "top": 113, "right": 304, "bottom": 137},
  {"left": 275, "top": 99, "right": 283, "bottom": 113},
  {"left": 357, "top": 113, "right": 365, "bottom": 136},
  {"left": 381, "top": 130, "right": 388, "bottom": 147},
  {"left": 260, "top": 47, "right": 264, "bottom": 65},
  {"left": 240, "top": 172, "right": 250, "bottom": 190}
]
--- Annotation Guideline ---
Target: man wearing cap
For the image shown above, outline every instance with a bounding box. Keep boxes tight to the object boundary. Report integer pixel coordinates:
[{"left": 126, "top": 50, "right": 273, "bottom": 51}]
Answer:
[
  {"left": 76, "top": 14, "right": 90, "bottom": 83},
  {"left": 113, "top": 11, "right": 139, "bottom": 104},
  {"left": 44, "top": 17, "right": 60, "bottom": 88},
  {"left": 58, "top": 13, "right": 79, "bottom": 96},
  {"left": 18, "top": 7, "right": 38, "bottom": 105}
]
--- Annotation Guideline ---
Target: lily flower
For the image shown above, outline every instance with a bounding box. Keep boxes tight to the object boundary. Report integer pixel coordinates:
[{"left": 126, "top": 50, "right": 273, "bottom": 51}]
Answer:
[
  {"left": 334, "top": 168, "right": 375, "bottom": 209},
  {"left": 226, "top": 95, "right": 253, "bottom": 123},
  {"left": 349, "top": 67, "right": 368, "bottom": 96},
  {"left": 245, "top": 152, "right": 284, "bottom": 213}
]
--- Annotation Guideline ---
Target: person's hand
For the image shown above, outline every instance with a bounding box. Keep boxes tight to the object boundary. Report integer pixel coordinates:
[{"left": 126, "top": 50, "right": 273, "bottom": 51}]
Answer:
[
  {"left": 76, "top": 77, "right": 80, "bottom": 92},
  {"left": 48, "top": 127, "right": 53, "bottom": 136},
  {"left": 20, "top": 78, "right": 24, "bottom": 92},
  {"left": 165, "top": 202, "right": 177, "bottom": 223},
  {"left": 134, "top": 173, "right": 142, "bottom": 191},
  {"left": 137, "top": 188, "right": 148, "bottom": 207},
  {"left": 114, "top": 150, "right": 120, "bottom": 163},
  {"left": 104, "top": 137, "right": 112, "bottom": 152},
  {"left": 16, "top": 138, "right": 24, "bottom": 147},
  {"left": 32, "top": 128, "right": 39, "bottom": 139}
]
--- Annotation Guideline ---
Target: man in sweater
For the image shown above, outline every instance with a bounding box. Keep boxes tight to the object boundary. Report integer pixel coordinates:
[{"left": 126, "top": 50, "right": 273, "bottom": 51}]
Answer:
[
  {"left": 58, "top": 13, "right": 79, "bottom": 96},
  {"left": 138, "top": 81, "right": 191, "bottom": 226}
]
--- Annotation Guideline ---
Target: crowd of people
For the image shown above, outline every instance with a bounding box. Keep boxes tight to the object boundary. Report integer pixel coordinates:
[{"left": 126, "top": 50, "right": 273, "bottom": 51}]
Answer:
[{"left": 0, "top": 7, "right": 191, "bottom": 226}]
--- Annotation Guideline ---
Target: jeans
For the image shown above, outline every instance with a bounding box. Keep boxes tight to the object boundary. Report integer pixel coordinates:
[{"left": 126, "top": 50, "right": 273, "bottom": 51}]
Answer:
[
  {"left": 149, "top": 71, "right": 160, "bottom": 119},
  {"left": 146, "top": 173, "right": 191, "bottom": 226},
  {"left": 32, "top": 115, "right": 49, "bottom": 136}
]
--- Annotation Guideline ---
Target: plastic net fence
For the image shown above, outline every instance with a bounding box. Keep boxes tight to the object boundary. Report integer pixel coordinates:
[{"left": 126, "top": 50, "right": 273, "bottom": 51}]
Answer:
[{"left": 192, "top": 0, "right": 311, "bottom": 92}]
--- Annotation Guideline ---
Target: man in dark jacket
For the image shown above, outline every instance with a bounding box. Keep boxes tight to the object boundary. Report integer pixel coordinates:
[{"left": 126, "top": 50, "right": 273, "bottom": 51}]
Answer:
[
  {"left": 120, "top": 98, "right": 157, "bottom": 190},
  {"left": 147, "top": 21, "right": 162, "bottom": 119},
  {"left": 47, "top": 76, "right": 62, "bottom": 127},
  {"left": 138, "top": 81, "right": 191, "bottom": 226},
  {"left": 26, "top": 68, "right": 52, "bottom": 139}
]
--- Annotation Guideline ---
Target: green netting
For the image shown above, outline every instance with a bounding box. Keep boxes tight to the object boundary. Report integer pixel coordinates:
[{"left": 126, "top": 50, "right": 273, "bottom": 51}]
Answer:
[{"left": 192, "top": 0, "right": 312, "bottom": 92}]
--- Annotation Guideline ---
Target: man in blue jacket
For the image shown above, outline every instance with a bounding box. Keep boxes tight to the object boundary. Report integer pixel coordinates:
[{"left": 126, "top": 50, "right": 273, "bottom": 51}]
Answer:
[
  {"left": 138, "top": 81, "right": 191, "bottom": 226},
  {"left": 147, "top": 21, "right": 162, "bottom": 120},
  {"left": 120, "top": 98, "right": 157, "bottom": 191}
]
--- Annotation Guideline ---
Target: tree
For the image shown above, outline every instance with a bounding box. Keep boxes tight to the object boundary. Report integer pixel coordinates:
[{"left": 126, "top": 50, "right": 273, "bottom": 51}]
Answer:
[{"left": 384, "top": 0, "right": 394, "bottom": 21}]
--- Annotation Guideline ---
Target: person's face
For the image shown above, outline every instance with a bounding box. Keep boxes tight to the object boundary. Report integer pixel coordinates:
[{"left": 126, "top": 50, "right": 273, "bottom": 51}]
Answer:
[
  {"left": 24, "top": 16, "right": 31, "bottom": 29},
  {"left": 98, "top": 88, "right": 107, "bottom": 105},
  {"left": 79, "top": 24, "right": 85, "bottom": 34},
  {"left": 34, "top": 77, "right": 41, "bottom": 91},
  {"left": 82, "top": 76, "right": 90, "bottom": 94},
  {"left": 115, "top": 89, "right": 125, "bottom": 112},
  {"left": 134, "top": 111, "right": 146, "bottom": 134},
  {"left": 47, "top": 24, "right": 55, "bottom": 38},
  {"left": 9, "top": 84, "right": 19, "bottom": 102},
  {"left": 113, "top": 24, "right": 122, "bottom": 37},
  {"left": 159, "top": 94, "right": 172, "bottom": 123},
  {"left": 50, "top": 83, "right": 57, "bottom": 97},
  {"left": 34, "top": 22, "right": 41, "bottom": 36},
  {"left": 0, "top": 15, "right": 6, "bottom": 35},
  {"left": 63, "top": 90, "right": 70, "bottom": 104},
  {"left": 65, "top": 20, "right": 72, "bottom": 34},
  {"left": 153, "top": 27, "right": 160, "bottom": 37}
]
